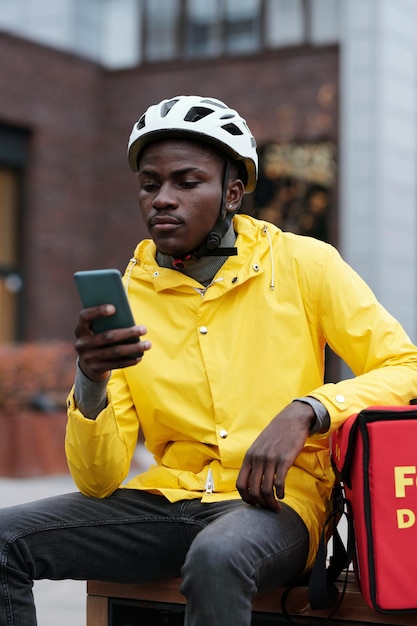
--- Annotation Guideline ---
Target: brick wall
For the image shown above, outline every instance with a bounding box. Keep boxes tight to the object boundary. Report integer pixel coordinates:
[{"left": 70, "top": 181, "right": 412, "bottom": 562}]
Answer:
[{"left": 0, "top": 33, "right": 338, "bottom": 340}]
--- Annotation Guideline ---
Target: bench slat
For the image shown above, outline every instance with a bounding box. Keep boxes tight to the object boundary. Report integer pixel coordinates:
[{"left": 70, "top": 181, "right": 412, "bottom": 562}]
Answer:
[{"left": 87, "top": 575, "right": 417, "bottom": 625}]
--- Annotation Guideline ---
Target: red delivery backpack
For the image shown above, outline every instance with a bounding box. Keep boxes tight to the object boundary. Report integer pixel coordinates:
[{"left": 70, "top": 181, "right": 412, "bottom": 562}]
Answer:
[{"left": 331, "top": 404, "right": 417, "bottom": 614}]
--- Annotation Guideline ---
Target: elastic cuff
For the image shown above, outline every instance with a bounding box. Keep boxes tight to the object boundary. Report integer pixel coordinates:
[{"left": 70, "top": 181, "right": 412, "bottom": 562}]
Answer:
[{"left": 293, "top": 396, "right": 330, "bottom": 435}]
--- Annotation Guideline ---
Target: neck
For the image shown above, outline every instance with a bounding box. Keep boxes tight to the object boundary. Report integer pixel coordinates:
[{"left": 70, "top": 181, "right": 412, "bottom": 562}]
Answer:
[{"left": 156, "top": 223, "right": 237, "bottom": 287}]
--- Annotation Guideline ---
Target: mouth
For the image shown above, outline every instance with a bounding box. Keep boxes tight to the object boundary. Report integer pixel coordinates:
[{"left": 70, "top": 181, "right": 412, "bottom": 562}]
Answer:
[{"left": 150, "top": 215, "right": 182, "bottom": 231}]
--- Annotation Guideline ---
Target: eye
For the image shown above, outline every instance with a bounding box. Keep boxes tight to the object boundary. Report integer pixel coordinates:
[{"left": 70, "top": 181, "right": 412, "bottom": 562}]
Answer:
[
  {"left": 178, "top": 180, "right": 200, "bottom": 189},
  {"left": 141, "top": 182, "right": 159, "bottom": 192}
]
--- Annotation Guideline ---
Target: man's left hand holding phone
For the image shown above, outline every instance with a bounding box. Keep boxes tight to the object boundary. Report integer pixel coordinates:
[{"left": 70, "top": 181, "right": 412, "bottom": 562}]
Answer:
[{"left": 73, "top": 269, "right": 151, "bottom": 384}]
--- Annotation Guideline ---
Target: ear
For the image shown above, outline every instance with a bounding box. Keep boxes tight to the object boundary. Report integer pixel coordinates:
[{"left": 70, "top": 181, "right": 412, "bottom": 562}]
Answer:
[{"left": 225, "top": 179, "right": 245, "bottom": 214}]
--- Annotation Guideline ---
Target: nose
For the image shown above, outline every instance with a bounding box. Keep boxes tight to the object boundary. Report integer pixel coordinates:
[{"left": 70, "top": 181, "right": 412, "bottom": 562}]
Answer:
[{"left": 152, "top": 183, "right": 178, "bottom": 210}]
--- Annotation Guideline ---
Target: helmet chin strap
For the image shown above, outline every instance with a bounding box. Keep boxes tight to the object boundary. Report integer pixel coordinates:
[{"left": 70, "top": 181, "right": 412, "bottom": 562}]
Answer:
[{"left": 193, "top": 159, "right": 238, "bottom": 259}]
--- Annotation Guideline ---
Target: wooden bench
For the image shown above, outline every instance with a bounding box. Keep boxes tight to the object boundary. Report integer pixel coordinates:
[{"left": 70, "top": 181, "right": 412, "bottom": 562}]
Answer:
[{"left": 87, "top": 572, "right": 417, "bottom": 625}]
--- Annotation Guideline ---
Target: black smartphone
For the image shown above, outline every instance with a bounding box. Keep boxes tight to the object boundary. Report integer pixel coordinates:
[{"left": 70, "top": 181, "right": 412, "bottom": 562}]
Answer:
[{"left": 73, "top": 269, "right": 137, "bottom": 338}]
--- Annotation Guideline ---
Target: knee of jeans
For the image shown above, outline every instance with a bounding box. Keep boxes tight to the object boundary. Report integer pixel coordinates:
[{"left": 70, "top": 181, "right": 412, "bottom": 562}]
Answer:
[
  {"left": 0, "top": 513, "right": 17, "bottom": 548},
  {"left": 182, "top": 527, "right": 249, "bottom": 583}
]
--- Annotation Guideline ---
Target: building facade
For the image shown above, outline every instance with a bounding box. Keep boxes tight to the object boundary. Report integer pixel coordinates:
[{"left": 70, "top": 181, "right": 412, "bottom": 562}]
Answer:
[{"left": 0, "top": 0, "right": 416, "bottom": 350}]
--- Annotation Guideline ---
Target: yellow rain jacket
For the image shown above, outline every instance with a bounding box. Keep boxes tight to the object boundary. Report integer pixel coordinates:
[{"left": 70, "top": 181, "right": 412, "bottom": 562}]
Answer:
[{"left": 66, "top": 215, "right": 417, "bottom": 569}]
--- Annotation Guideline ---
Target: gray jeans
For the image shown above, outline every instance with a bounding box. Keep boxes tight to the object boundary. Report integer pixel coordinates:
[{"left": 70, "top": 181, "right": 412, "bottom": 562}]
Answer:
[{"left": 0, "top": 489, "right": 309, "bottom": 626}]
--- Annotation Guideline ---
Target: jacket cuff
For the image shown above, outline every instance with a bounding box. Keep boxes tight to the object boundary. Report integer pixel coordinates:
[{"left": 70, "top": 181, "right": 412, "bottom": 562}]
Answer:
[{"left": 293, "top": 396, "right": 330, "bottom": 435}]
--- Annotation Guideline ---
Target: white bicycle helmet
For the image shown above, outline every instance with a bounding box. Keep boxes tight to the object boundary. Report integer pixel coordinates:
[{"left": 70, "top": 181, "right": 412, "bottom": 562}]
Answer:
[{"left": 127, "top": 95, "right": 258, "bottom": 193}]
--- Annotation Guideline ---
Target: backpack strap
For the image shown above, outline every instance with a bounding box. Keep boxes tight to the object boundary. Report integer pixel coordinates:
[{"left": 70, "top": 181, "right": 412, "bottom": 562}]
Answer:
[
  {"left": 308, "top": 490, "right": 355, "bottom": 610},
  {"left": 281, "top": 484, "right": 355, "bottom": 625}
]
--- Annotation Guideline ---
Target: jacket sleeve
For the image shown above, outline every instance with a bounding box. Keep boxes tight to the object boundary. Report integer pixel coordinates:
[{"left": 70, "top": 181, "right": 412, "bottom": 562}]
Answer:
[
  {"left": 65, "top": 371, "right": 139, "bottom": 497},
  {"left": 308, "top": 244, "right": 417, "bottom": 432}
]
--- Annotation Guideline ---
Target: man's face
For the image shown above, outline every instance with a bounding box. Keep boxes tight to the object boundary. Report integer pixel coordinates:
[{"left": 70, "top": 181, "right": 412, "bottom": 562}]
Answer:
[{"left": 137, "top": 139, "right": 225, "bottom": 257}]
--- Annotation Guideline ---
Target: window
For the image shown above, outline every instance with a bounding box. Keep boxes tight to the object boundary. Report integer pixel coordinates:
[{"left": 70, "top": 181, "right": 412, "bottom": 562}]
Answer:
[
  {"left": 265, "top": 0, "right": 304, "bottom": 48},
  {"left": 224, "top": 0, "right": 260, "bottom": 54},
  {"left": 254, "top": 142, "right": 336, "bottom": 242},
  {"left": 143, "top": 0, "right": 180, "bottom": 61},
  {"left": 310, "top": 0, "right": 340, "bottom": 44},
  {"left": 141, "top": 0, "right": 339, "bottom": 63},
  {"left": 184, "top": 0, "right": 260, "bottom": 58},
  {"left": 0, "top": 170, "right": 21, "bottom": 342},
  {"left": 185, "top": 1, "right": 221, "bottom": 58},
  {"left": 0, "top": 125, "right": 29, "bottom": 342}
]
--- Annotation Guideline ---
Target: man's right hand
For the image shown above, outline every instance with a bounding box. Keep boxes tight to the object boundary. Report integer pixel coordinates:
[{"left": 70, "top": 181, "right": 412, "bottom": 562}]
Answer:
[{"left": 74, "top": 304, "right": 151, "bottom": 382}]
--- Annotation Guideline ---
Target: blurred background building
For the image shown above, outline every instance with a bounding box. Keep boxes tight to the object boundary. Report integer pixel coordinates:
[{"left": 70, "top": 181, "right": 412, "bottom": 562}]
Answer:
[{"left": 0, "top": 0, "right": 416, "bottom": 356}]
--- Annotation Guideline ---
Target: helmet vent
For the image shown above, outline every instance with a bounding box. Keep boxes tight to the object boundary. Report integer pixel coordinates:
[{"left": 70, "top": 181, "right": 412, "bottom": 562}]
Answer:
[
  {"left": 160, "top": 98, "right": 180, "bottom": 117},
  {"left": 184, "top": 107, "right": 213, "bottom": 122},
  {"left": 201, "top": 98, "right": 228, "bottom": 109},
  {"left": 136, "top": 114, "right": 146, "bottom": 130},
  {"left": 221, "top": 123, "right": 243, "bottom": 136}
]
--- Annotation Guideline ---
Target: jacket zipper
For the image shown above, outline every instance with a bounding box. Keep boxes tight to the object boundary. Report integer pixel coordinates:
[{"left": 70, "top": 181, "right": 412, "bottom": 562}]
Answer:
[{"left": 204, "top": 468, "right": 215, "bottom": 495}]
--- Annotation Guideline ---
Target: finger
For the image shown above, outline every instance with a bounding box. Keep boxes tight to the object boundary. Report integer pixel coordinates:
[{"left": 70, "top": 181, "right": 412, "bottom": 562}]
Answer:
[
  {"left": 273, "top": 464, "right": 288, "bottom": 501},
  {"left": 247, "top": 462, "right": 269, "bottom": 507},
  {"left": 237, "top": 460, "right": 266, "bottom": 507},
  {"left": 75, "top": 305, "right": 116, "bottom": 337},
  {"left": 101, "top": 337, "right": 150, "bottom": 361},
  {"left": 241, "top": 460, "right": 278, "bottom": 510},
  {"left": 260, "top": 465, "right": 282, "bottom": 512},
  {"left": 236, "top": 461, "right": 253, "bottom": 503},
  {"left": 76, "top": 330, "right": 151, "bottom": 381},
  {"left": 238, "top": 450, "right": 277, "bottom": 509},
  {"left": 80, "top": 336, "right": 150, "bottom": 366},
  {"left": 77, "top": 346, "right": 142, "bottom": 381}
]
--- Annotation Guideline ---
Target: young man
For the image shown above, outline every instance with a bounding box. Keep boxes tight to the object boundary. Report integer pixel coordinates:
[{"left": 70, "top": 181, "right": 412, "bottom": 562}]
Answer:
[{"left": 1, "top": 95, "right": 417, "bottom": 626}]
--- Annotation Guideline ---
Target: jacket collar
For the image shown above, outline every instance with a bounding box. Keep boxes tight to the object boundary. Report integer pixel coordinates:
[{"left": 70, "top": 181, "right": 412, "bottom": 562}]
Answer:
[{"left": 128, "top": 215, "right": 278, "bottom": 294}]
